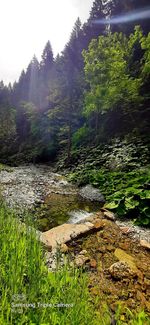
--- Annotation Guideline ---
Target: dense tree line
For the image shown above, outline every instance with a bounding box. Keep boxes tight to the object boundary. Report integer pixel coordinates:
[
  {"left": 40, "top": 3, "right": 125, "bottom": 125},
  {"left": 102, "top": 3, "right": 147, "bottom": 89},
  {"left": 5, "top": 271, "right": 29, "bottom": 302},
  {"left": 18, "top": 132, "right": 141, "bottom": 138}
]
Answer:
[{"left": 0, "top": 0, "right": 150, "bottom": 164}]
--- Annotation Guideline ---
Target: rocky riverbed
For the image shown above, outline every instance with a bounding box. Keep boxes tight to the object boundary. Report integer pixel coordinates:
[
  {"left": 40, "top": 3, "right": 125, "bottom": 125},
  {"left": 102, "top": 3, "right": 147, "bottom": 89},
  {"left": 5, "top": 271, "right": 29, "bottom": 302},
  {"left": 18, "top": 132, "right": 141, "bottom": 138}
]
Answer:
[
  {"left": 0, "top": 164, "right": 150, "bottom": 242},
  {"left": 0, "top": 164, "right": 103, "bottom": 230},
  {"left": 66, "top": 215, "right": 150, "bottom": 317},
  {"left": 0, "top": 164, "right": 77, "bottom": 208}
]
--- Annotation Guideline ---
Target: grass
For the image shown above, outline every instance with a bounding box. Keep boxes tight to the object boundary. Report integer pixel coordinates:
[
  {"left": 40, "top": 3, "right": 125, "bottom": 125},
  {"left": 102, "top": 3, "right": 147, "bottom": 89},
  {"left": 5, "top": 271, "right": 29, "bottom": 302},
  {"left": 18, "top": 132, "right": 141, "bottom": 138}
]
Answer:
[
  {"left": 0, "top": 163, "right": 12, "bottom": 172},
  {"left": 0, "top": 202, "right": 150, "bottom": 324},
  {"left": 0, "top": 202, "right": 102, "bottom": 325}
]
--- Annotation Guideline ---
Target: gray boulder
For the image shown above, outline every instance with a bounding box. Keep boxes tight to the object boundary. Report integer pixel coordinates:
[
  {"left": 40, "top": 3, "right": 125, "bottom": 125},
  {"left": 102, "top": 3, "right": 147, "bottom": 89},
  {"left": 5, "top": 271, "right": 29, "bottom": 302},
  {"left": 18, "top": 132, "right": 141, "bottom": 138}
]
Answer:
[{"left": 79, "top": 185, "right": 105, "bottom": 202}]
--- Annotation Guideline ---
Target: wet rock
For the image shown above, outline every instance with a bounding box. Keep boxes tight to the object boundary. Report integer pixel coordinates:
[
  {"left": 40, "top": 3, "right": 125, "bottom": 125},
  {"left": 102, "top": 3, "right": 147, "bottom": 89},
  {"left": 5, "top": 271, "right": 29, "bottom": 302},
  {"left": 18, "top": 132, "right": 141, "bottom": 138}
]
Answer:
[
  {"left": 109, "top": 261, "right": 136, "bottom": 280},
  {"left": 79, "top": 185, "right": 105, "bottom": 202},
  {"left": 75, "top": 254, "right": 89, "bottom": 267},
  {"left": 140, "top": 240, "right": 150, "bottom": 250}
]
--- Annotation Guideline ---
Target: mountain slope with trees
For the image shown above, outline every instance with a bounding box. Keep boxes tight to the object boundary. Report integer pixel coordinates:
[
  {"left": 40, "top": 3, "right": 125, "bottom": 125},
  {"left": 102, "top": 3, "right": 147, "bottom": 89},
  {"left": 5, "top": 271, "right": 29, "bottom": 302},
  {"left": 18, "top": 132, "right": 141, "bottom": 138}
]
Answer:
[{"left": 0, "top": 0, "right": 150, "bottom": 225}]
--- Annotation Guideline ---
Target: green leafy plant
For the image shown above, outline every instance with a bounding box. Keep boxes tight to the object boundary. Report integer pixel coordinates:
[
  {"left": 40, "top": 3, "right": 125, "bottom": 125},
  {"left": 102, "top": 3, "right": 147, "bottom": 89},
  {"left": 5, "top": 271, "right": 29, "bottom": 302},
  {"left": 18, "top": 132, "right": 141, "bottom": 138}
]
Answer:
[{"left": 68, "top": 167, "right": 150, "bottom": 226}]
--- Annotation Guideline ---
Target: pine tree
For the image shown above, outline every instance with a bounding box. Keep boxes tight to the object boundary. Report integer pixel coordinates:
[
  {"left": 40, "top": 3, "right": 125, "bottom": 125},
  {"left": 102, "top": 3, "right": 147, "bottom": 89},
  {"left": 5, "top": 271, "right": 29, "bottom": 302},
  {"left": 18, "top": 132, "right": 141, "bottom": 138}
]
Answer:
[
  {"left": 40, "top": 41, "right": 54, "bottom": 80},
  {"left": 26, "top": 55, "right": 39, "bottom": 105},
  {"left": 106, "top": 0, "right": 150, "bottom": 34},
  {"left": 82, "top": 0, "right": 106, "bottom": 50},
  {"left": 39, "top": 41, "right": 54, "bottom": 110}
]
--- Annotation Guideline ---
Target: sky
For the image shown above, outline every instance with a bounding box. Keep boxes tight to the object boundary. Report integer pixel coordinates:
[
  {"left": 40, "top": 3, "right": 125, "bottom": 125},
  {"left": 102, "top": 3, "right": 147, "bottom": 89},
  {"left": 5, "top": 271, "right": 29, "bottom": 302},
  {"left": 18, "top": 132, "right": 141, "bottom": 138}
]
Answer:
[{"left": 0, "top": 0, "right": 93, "bottom": 84}]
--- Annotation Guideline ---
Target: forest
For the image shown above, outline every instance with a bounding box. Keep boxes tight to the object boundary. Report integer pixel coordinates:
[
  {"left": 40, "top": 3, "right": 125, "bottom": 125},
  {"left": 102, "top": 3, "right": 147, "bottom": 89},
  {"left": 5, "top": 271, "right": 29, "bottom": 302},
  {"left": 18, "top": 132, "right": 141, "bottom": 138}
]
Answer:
[
  {"left": 0, "top": 0, "right": 150, "bottom": 226},
  {"left": 0, "top": 0, "right": 150, "bottom": 324},
  {"left": 0, "top": 0, "right": 149, "bottom": 165}
]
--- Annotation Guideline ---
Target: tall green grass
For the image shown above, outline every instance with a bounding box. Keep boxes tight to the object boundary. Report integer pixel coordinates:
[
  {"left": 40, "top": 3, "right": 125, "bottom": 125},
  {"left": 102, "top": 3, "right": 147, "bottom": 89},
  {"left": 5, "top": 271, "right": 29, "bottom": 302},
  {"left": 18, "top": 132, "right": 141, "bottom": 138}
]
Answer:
[
  {"left": 0, "top": 203, "right": 103, "bottom": 325},
  {"left": 0, "top": 202, "right": 150, "bottom": 324}
]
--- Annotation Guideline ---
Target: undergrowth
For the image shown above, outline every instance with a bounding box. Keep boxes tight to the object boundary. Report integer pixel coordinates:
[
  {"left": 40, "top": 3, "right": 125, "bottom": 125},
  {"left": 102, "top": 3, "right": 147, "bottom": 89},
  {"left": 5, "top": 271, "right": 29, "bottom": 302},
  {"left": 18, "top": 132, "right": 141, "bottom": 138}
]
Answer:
[{"left": 68, "top": 167, "right": 150, "bottom": 227}]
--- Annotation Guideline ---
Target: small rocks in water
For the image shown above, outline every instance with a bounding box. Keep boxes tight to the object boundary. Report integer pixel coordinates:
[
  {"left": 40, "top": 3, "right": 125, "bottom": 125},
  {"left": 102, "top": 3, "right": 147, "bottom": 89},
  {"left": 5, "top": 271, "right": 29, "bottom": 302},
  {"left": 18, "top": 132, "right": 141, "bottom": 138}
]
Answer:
[
  {"left": 75, "top": 254, "right": 89, "bottom": 267},
  {"left": 140, "top": 240, "right": 150, "bottom": 250},
  {"left": 109, "top": 261, "right": 136, "bottom": 280},
  {"left": 79, "top": 185, "right": 105, "bottom": 202}
]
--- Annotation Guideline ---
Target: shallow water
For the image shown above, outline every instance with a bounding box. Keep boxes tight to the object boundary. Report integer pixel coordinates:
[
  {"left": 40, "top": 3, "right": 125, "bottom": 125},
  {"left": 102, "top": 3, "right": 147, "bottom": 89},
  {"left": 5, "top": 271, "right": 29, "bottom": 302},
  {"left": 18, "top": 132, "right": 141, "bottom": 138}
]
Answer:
[
  {"left": 0, "top": 165, "right": 103, "bottom": 231},
  {"left": 35, "top": 193, "right": 101, "bottom": 232}
]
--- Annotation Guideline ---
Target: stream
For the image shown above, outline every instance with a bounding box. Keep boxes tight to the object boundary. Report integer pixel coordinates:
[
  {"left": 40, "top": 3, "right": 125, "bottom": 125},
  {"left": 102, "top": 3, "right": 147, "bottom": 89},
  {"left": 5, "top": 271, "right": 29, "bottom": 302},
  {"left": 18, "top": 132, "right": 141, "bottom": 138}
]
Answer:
[
  {"left": 0, "top": 164, "right": 150, "bottom": 242},
  {"left": 0, "top": 165, "right": 100, "bottom": 231}
]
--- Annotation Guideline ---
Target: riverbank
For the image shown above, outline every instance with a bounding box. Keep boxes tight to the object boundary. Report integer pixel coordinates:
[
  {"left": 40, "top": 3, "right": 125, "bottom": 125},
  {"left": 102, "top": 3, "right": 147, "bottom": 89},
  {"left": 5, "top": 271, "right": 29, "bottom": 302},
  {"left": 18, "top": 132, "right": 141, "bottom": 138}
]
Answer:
[{"left": 0, "top": 164, "right": 150, "bottom": 242}]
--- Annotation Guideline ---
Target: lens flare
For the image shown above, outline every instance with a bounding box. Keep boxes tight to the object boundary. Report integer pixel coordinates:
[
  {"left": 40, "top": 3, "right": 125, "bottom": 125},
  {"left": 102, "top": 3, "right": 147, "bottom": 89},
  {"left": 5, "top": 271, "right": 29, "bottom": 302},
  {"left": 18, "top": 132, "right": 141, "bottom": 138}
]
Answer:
[{"left": 92, "top": 7, "right": 150, "bottom": 25}]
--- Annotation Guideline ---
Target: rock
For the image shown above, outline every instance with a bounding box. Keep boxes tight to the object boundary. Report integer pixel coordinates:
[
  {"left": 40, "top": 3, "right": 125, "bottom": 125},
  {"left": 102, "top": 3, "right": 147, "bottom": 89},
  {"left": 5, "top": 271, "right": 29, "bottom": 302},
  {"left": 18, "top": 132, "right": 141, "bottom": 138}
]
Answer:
[
  {"left": 109, "top": 261, "right": 136, "bottom": 280},
  {"left": 60, "top": 244, "right": 69, "bottom": 253},
  {"left": 94, "top": 211, "right": 104, "bottom": 219},
  {"left": 90, "top": 259, "right": 97, "bottom": 268},
  {"left": 97, "top": 261, "right": 103, "bottom": 272},
  {"left": 145, "top": 301, "right": 150, "bottom": 312},
  {"left": 90, "top": 287, "right": 99, "bottom": 295},
  {"left": 114, "top": 248, "right": 139, "bottom": 274},
  {"left": 101, "top": 208, "right": 115, "bottom": 221},
  {"left": 40, "top": 222, "right": 96, "bottom": 250},
  {"left": 120, "top": 226, "right": 134, "bottom": 234},
  {"left": 79, "top": 185, "right": 105, "bottom": 202},
  {"left": 107, "top": 245, "right": 115, "bottom": 252},
  {"left": 140, "top": 240, "right": 150, "bottom": 250},
  {"left": 79, "top": 250, "right": 88, "bottom": 255},
  {"left": 136, "top": 291, "right": 146, "bottom": 303},
  {"left": 119, "top": 242, "right": 130, "bottom": 250},
  {"left": 75, "top": 254, "right": 89, "bottom": 267},
  {"left": 98, "top": 246, "right": 107, "bottom": 253},
  {"left": 144, "top": 278, "right": 150, "bottom": 289},
  {"left": 93, "top": 219, "right": 105, "bottom": 229}
]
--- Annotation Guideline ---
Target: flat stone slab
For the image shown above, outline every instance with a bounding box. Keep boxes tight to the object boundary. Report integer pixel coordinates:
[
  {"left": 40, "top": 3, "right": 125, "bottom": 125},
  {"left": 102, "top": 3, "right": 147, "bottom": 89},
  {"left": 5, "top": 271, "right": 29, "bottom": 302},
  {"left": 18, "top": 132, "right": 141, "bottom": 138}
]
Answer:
[
  {"left": 40, "top": 222, "right": 97, "bottom": 250},
  {"left": 140, "top": 240, "right": 150, "bottom": 250}
]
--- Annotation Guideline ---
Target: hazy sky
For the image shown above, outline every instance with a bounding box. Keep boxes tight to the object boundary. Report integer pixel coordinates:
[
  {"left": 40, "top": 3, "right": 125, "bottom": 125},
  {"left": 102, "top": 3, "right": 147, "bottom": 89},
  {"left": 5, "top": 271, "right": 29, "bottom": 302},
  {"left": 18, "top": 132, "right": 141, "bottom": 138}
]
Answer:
[{"left": 0, "top": 0, "right": 93, "bottom": 84}]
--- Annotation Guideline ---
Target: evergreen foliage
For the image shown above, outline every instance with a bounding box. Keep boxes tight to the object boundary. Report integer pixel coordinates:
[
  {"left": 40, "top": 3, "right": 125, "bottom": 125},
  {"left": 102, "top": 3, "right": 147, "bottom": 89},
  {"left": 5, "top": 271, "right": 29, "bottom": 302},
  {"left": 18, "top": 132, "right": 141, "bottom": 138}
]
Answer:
[{"left": 0, "top": 1, "right": 149, "bottom": 194}]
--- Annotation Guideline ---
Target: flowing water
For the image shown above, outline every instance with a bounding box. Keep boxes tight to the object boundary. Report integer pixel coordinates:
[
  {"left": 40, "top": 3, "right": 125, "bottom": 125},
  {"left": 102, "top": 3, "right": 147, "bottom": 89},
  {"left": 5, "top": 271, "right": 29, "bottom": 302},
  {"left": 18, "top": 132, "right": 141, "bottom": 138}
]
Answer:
[{"left": 0, "top": 165, "right": 101, "bottom": 231}]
